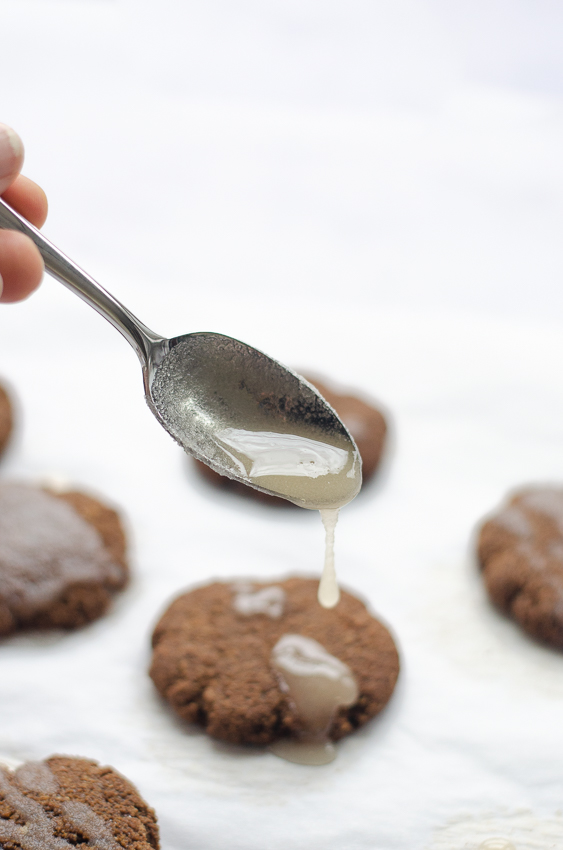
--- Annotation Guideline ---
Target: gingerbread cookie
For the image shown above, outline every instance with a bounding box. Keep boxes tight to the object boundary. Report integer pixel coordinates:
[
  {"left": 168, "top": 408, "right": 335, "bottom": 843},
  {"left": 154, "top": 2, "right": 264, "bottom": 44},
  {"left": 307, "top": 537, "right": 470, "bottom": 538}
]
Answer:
[
  {"left": 0, "top": 482, "right": 129, "bottom": 635},
  {"left": 0, "top": 382, "right": 14, "bottom": 458},
  {"left": 193, "top": 373, "right": 387, "bottom": 504},
  {"left": 0, "top": 755, "right": 159, "bottom": 849},
  {"left": 150, "top": 577, "right": 399, "bottom": 746},
  {"left": 477, "top": 486, "right": 563, "bottom": 646}
]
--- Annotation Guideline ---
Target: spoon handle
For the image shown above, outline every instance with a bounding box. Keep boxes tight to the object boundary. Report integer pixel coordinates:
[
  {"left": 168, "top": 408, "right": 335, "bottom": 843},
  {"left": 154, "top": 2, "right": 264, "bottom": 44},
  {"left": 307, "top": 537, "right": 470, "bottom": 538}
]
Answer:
[{"left": 0, "top": 196, "right": 162, "bottom": 364}]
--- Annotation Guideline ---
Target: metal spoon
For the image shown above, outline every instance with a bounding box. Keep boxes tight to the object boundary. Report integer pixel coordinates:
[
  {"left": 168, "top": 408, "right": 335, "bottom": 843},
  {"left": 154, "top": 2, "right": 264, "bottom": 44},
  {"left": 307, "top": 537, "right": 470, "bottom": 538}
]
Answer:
[{"left": 0, "top": 197, "right": 361, "bottom": 508}]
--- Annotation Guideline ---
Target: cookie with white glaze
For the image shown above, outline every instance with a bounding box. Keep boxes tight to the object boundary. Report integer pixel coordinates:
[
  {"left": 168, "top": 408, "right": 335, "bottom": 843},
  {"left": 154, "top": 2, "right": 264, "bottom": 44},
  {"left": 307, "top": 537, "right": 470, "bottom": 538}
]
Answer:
[
  {"left": 150, "top": 577, "right": 399, "bottom": 745},
  {"left": 478, "top": 486, "right": 563, "bottom": 646},
  {"left": 0, "top": 481, "right": 129, "bottom": 635},
  {"left": 0, "top": 755, "right": 159, "bottom": 849}
]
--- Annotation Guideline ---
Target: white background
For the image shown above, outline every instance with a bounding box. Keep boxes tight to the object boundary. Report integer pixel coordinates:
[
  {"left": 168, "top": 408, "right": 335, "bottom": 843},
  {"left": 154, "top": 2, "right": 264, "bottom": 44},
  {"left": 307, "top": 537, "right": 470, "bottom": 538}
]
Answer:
[{"left": 1, "top": 2, "right": 563, "bottom": 847}]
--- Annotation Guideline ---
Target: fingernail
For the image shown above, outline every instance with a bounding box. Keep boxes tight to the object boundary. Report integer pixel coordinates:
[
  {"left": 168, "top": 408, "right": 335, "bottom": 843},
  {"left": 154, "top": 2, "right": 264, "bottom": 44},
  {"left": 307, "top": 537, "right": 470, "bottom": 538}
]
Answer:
[
  {"left": 0, "top": 273, "right": 4, "bottom": 300},
  {"left": 0, "top": 124, "right": 24, "bottom": 172}
]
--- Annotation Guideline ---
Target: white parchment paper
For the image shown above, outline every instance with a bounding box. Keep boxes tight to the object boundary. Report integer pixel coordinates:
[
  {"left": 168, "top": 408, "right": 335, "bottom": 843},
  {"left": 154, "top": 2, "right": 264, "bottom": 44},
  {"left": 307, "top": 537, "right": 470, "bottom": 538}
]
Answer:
[{"left": 1, "top": 305, "right": 563, "bottom": 850}]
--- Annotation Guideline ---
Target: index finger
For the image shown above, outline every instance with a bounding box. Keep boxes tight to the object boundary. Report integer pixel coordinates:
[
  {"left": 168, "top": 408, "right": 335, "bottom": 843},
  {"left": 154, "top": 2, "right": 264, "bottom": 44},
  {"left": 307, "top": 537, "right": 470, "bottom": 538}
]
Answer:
[{"left": 2, "top": 175, "right": 48, "bottom": 229}]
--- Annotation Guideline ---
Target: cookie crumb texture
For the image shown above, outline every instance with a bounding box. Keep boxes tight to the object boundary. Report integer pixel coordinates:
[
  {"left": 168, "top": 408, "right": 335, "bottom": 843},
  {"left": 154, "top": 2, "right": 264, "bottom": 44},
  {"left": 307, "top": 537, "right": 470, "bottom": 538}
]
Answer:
[
  {"left": 150, "top": 578, "right": 399, "bottom": 745},
  {"left": 193, "top": 374, "right": 387, "bottom": 505},
  {"left": 0, "top": 383, "right": 13, "bottom": 458},
  {"left": 0, "top": 482, "right": 129, "bottom": 636},
  {"left": 0, "top": 756, "right": 159, "bottom": 849},
  {"left": 478, "top": 487, "right": 563, "bottom": 647}
]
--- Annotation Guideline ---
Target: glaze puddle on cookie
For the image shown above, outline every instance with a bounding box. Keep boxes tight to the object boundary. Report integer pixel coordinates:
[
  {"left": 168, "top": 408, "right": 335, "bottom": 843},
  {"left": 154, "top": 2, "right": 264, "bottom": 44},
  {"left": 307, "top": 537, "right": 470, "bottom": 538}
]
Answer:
[
  {"left": 232, "top": 583, "right": 285, "bottom": 618},
  {"left": 478, "top": 840, "right": 516, "bottom": 850},
  {"left": 270, "top": 634, "right": 358, "bottom": 765}
]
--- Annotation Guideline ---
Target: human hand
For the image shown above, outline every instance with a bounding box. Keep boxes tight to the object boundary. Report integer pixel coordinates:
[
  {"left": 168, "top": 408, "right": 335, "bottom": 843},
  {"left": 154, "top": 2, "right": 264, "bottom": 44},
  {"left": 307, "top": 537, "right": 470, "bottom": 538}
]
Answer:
[{"left": 0, "top": 124, "right": 48, "bottom": 302}]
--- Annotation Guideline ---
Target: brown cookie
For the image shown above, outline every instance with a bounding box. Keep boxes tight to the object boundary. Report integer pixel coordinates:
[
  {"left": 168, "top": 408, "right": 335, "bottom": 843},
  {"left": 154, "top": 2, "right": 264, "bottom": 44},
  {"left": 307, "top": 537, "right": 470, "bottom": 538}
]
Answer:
[
  {"left": 0, "top": 482, "right": 129, "bottom": 636},
  {"left": 150, "top": 577, "right": 399, "bottom": 745},
  {"left": 0, "top": 755, "right": 159, "bottom": 849},
  {"left": 0, "top": 382, "right": 14, "bottom": 458},
  {"left": 477, "top": 486, "right": 563, "bottom": 647},
  {"left": 193, "top": 373, "right": 387, "bottom": 505}
]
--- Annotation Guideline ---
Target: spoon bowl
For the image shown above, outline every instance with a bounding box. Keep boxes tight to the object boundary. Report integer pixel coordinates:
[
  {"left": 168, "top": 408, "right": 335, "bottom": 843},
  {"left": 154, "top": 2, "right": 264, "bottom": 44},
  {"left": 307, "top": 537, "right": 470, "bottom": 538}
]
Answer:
[
  {"left": 150, "top": 332, "right": 360, "bottom": 507},
  {"left": 0, "top": 197, "right": 361, "bottom": 508}
]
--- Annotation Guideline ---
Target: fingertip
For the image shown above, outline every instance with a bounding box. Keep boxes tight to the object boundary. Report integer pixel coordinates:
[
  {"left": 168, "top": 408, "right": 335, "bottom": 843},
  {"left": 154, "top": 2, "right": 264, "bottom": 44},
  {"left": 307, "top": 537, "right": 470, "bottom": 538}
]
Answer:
[
  {"left": 1, "top": 124, "right": 24, "bottom": 160},
  {"left": 0, "top": 230, "right": 44, "bottom": 302},
  {"left": 2, "top": 175, "right": 48, "bottom": 229}
]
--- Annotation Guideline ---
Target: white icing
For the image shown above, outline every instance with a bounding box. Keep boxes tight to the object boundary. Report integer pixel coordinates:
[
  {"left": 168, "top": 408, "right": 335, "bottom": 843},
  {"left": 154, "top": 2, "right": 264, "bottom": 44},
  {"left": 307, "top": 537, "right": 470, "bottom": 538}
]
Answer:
[
  {"left": 216, "top": 425, "right": 358, "bottom": 605},
  {"left": 492, "top": 491, "right": 563, "bottom": 605},
  {"left": 270, "top": 634, "right": 358, "bottom": 765},
  {"left": 232, "top": 584, "right": 285, "bottom": 618},
  {"left": 268, "top": 738, "right": 337, "bottom": 766},
  {"left": 62, "top": 801, "right": 119, "bottom": 850},
  {"left": 494, "top": 506, "right": 532, "bottom": 538},
  {"left": 15, "top": 762, "right": 59, "bottom": 794},
  {"left": 216, "top": 428, "right": 349, "bottom": 480},
  {"left": 0, "top": 483, "right": 123, "bottom": 609},
  {"left": 514, "top": 542, "right": 563, "bottom": 607},
  {"left": 318, "top": 509, "right": 340, "bottom": 608},
  {"left": 493, "top": 489, "right": 563, "bottom": 540},
  {"left": 37, "top": 474, "right": 73, "bottom": 494},
  {"left": 152, "top": 339, "right": 362, "bottom": 510},
  {"left": 426, "top": 810, "right": 563, "bottom": 850},
  {"left": 0, "top": 756, "right": 23, "bottom": 771},
  {"left": 516, "top": 541, "right": 546, "bottom": 571},
  {"left": 0, "top": 766, "right": 69, "bottom": 849},
  {"left": 520, "top": 488, "right": 563, "bottom": 534},
  {"left": 0, "top": 763, "right": 120, "bottom": 849}
]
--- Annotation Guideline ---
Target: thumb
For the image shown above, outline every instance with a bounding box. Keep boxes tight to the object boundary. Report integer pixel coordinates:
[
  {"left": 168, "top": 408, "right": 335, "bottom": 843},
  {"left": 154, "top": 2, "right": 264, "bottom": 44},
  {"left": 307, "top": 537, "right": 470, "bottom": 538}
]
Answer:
[{"left": 0, "top": 124, "right": 24, "bottom": 196}]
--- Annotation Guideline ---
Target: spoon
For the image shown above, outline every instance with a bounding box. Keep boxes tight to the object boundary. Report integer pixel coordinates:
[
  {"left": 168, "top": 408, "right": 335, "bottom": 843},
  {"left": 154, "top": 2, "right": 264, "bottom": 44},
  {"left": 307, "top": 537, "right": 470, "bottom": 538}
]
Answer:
[{"left": 0, "top": 197, "right": 361, "bottom": 509}]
